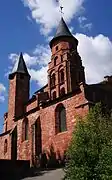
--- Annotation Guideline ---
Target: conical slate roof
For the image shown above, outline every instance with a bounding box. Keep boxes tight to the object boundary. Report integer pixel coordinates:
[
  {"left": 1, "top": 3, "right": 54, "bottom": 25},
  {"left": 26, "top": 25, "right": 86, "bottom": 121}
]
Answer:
[
  {"left": 10, "top": 53, "right": 30, "bottom": 76},
  {"left": 55, "top": 17, "right": 72, "bottom": 38},
  {"left": 50, "top": 17, "right": 74, "bottom": 47}
]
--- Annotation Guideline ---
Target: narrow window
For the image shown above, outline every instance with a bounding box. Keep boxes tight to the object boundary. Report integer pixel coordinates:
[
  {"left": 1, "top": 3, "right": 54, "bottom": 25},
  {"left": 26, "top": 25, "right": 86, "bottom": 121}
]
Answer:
[
  {"left": 51, "top": 74, "right": 55, "bottom": 87},
  {"left": 5, "top": 122, "right": 7, "bottom": 132},
  {"left": 59, "top": 69, "right": 64, "bottom": 84},
  {"left": 4, "top": 139, "right": 8, "bottom": 154},
  {"left": 60, "top": 87, "right": 65, "bottom": 96},
  {"left": 25, "top": 119, "right": 28, "bottom": 140},
  {"left": 54, "top": 56, "right": 58, "bottom": 66},
  {"left": 22, "top": 118, "right": 28, "bottom": 141},
  {"left": 55, "top": 104, "right": 67, "bottom": 133},
  {"left": 61, "top": 55, "right": 63, "bottom": 62},
  {"left": 69, "top": 43, "right": 74, "bottom": 50},
  {"left": 56, "top": 46, "right": 58, "bottom": 51},
  {"left": 52, "top": 91, "right": 56, "bottom": 100}
]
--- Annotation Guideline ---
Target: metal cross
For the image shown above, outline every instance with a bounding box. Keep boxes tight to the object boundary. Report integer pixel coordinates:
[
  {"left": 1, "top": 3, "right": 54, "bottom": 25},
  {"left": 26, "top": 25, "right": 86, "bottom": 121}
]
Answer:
[
  {"left": 55, "top": 0, "right": 64, "bottom": 16},
  {"left": 60, "top": 6, "right": 64, "bottom": 16}
]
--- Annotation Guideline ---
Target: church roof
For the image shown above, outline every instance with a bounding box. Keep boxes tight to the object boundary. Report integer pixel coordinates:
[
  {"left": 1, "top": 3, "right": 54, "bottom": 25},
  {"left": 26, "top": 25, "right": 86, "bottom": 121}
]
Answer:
[
  {"left": 55, "top": 17, "right": 72, "bottom": 38},
  {"left": 50, "top": 17, "right": 74, "bottom": 47},
  {"left": 11, "top": 53, "right": 30, "bottom": 76}
]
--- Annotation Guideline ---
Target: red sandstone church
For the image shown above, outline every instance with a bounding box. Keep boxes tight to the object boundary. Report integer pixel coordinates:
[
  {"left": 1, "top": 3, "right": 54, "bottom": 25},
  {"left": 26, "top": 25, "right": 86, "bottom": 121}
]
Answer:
[{"left": 0, "top": 18, "right": 112, "bottom": 166}]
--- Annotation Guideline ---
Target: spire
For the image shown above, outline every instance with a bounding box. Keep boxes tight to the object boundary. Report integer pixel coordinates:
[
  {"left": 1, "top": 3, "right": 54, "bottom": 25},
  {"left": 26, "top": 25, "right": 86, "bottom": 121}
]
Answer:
[
  {"left": 9, "top": 53, "right": 30, "bottom": 78},
  {"left": 55, "top": 17, "right": 72, "bottom": 38},
  {"left": 16, "top": 52, "right": 29, "bottom": 75},
  {"left": 50, "top": 17, "right": 74, "bottom": 48}
]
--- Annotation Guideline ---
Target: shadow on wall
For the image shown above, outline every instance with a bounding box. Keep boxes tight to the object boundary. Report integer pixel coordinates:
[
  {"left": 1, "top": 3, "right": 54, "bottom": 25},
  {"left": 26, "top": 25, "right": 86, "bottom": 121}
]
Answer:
[
  {"left": 38, "top": 144, "right": 66, "bottom": 169},
  {"left": 0, "top": 159, "right": 30, "bottom": 180},
  {"left": 0, "top": 145, "right": 66, "bottom": 180}
]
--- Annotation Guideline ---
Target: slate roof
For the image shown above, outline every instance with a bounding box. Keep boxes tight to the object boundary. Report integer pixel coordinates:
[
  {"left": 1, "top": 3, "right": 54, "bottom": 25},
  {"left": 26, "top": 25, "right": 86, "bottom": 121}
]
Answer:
[
  {"left": 50, "top": 17, "right": 76, "bottom": 47},
  {"left": 12, "top": 52, "right": 29, "bottom": 75},
  {"left": 54, "top": 17, "right": 72, "bottom": 38}
]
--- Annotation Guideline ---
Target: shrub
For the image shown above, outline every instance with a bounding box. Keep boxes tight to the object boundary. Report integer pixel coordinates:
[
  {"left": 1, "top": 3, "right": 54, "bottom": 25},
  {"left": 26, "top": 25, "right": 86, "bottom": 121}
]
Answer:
[{"left": 64, "top": 103, "right": 112, "bottom": 180}]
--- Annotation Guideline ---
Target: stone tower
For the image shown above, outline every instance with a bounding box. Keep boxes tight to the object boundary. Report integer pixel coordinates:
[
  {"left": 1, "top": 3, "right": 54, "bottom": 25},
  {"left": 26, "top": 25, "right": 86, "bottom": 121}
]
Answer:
[
  {"left": 48, "top": 17, "right": 85, "bottom": 100},
  {"left": 8, "top": 53, "right": 30, "bottom": 125}
]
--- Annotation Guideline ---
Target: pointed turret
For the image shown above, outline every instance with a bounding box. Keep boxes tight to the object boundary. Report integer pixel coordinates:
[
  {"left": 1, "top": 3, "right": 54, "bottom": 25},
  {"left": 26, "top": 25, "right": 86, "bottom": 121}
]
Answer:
[
  {"left": 8, "top": 52, "right": 30, "bottom": 120},
  {"left": 14, "top": 53, "right": 29, "bottom": 74},
  {"left": 50, "top": 17, "right": 78, "bottom": 48},
  {"left": 15, "top": 52, "right": 29, "bottom": 75},
  {"left": 48, "top": 17, "right": 85, "bottom": 99},
  {"left": 55, "top": 17, "right": 72, "bottom": 38},
  {"left": 9, "top": 53, "right": 30, "bottom": 79}
]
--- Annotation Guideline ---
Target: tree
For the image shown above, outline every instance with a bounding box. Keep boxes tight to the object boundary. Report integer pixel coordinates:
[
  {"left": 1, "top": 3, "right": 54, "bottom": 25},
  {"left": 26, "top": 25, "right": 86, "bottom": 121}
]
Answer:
[{"left": 64, "top": 103, "right": 112, "bottom": 180}]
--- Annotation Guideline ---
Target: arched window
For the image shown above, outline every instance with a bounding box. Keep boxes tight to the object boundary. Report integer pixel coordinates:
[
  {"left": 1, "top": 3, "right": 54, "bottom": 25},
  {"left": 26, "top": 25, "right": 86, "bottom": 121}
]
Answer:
[
  {"left": 55, "top": 104, "right": 67, "bottom": 133},
  {"left": 22, "top": 118, "right": 28, "bottom": 141},
  {"left": 5, "top": 122, "right": 7, "bottom": 132},
  {"left": 54, "top": 56, "right": 58, "bottom": 66},
  {"left": 56, "top": 46, "right": 58, "bottom": 51},
  {"left": 59, "top": 69, "right": 64, "bottom": 84},
  {"left": 4, "top": 139, "right": 8, "bottom": 154},
  {"left": 61, "top": 55, "right": 63, "bottom": 62},
  {"left": 69, "top": 43, "right": 74, "bottom": 50},
  {"left": 51, "top": 73, "right": 55, "bottom": 87},
  {"left": 52, "top": 91, "right": 56, "bottom": 100},
  {"left": 60, "top": 87, "right": 65, "bottom": 96}
]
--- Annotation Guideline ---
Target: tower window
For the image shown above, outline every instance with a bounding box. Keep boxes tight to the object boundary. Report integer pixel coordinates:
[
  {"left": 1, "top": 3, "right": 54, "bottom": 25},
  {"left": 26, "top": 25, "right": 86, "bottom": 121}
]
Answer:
[
  {"left": 22, "top": 118, "right": 28, "bottom": 141},
  {"left": 61, "top": 55, "right": 63, "bottom": 62},
  {"left": 51, "top": 73, "right": 56, "bottom": 88},
  {"left": 56, "top": 46, "right": 58, "bottom": 51},
  {"left": 4, "top": 139, "right": 8, "bottom": 154},
  {"left": 5, "top": 122, "right": 7, "bottom": 132},
  {"left": 52, "top": 91, "right": 56, "bottom": 100},
  {"left": 54, "top": 56, "right": 58, "bottom": 66},
  {"left": 60, "top": 87, "right": 65, "bottom": 96},
  {"left": 55, "top": 104, "right": 67, "bottom": 133},
  {"left": 59, "top": 69, "right": 64, "bottom": 84},
  {"left": 69, "top": 43, "right": 74, "bottom": 50}
]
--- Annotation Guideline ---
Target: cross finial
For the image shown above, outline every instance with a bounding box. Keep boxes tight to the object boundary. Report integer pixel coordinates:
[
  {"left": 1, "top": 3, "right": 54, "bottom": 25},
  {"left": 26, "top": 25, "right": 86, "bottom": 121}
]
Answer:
[
  {"left": 56, "top": 0, "right": 64, "bottom": 17},
  {"left": 60, "top": 6, "right": 64, "bottom": 16}
]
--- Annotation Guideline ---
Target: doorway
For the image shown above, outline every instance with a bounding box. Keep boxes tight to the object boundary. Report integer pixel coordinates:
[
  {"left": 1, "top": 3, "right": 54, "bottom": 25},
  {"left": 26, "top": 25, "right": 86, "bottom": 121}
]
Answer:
[{"left": 11, "top": 126, "right": 17, "bottom": 161}]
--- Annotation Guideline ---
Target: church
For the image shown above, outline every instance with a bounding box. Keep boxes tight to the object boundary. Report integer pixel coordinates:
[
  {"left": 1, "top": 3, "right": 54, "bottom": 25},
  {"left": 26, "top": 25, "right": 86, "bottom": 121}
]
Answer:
[{"left": 0, "top": 17, "right": 112, "bottom": 166}]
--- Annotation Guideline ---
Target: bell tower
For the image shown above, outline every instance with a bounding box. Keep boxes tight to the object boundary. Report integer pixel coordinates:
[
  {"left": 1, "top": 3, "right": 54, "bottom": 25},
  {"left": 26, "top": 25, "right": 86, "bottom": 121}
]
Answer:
[
  {"left": 8, "top": 53, "right": 30, "bottom": 122},
  {"left": 48, "top": 17, "right": 85, "bottom": 100}
]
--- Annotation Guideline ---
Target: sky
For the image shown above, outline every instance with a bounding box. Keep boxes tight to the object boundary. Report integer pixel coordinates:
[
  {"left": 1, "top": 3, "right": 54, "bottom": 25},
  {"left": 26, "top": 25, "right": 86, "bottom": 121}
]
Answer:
[{"left": 0, "top": 0, "right": 112, "bottom": 132}]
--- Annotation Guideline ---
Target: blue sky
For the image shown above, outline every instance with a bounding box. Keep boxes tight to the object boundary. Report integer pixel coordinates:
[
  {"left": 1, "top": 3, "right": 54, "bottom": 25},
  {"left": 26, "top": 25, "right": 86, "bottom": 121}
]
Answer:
[{"left": 0, "top": 0, "right": 112, "bottom": 132}]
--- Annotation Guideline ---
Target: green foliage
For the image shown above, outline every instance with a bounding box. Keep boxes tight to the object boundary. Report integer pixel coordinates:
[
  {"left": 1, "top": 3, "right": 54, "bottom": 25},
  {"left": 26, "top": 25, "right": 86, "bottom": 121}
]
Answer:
[{"left": 64, "top": 103, "right": 112, "bottom": 180}]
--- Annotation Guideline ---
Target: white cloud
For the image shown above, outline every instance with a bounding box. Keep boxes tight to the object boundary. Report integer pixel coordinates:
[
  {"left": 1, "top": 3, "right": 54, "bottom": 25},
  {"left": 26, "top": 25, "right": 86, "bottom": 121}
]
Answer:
[
  {"left": 9, "top": 53, "right": 37, "bottom": 67},
  {"left": 22, "top": 0, "right": 85, "bottom": 35},
  {"left": 75, "top": 34, "right": 112, "bottom": 84},
  {"left": 30, "top": 34, "right": 112, "bottom": 86},
  {"left": 8, "top": 34, "right": 112, "bottom": 88},
  {"left": 78, "top": 16, "right": 87, "bottom": 23},
  {"left": 0, "top": 83, "right": 6, "bottom": 103},
  {"left": 33, "top": 45, "right": 51, "bottom": 66},
  {"left": 9, "top": 46, "right": 51, "bottom": 86},
  {"left": 29, "top": 66, "right": 48, "bottom": 87},
  {"left": 78, "top": 16, "right": 92, "bottom": 31}
]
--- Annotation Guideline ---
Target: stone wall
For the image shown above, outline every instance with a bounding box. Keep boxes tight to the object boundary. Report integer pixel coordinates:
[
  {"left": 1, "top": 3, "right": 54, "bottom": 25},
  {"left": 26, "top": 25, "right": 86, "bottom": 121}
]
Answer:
[{"left": 0, "top": 131, "right": 11, "bottom": 159}]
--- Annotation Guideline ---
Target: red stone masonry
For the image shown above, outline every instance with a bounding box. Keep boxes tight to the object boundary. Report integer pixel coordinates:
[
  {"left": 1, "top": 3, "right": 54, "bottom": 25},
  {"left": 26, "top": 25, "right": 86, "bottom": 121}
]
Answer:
[{"left": 0, "top": 18, "right": 111, "bottom": 166}]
